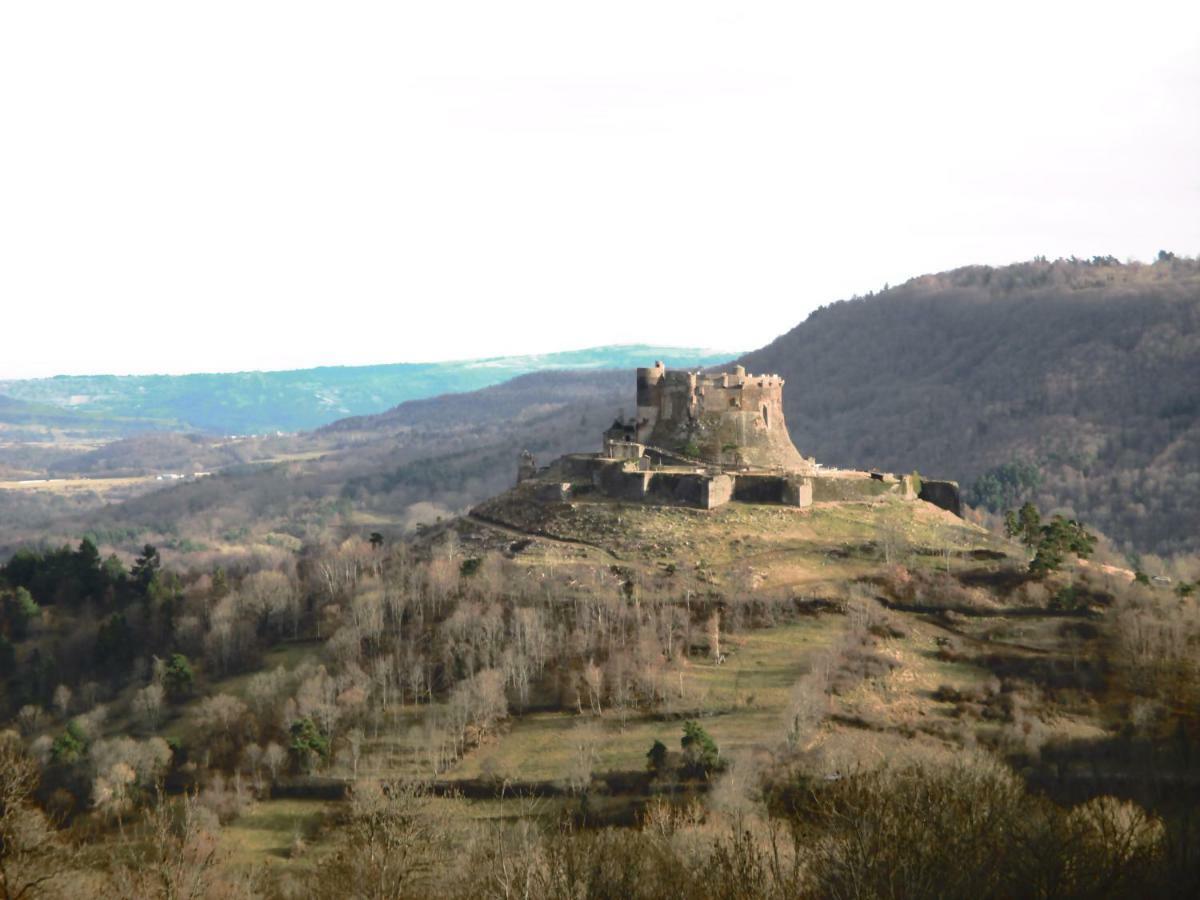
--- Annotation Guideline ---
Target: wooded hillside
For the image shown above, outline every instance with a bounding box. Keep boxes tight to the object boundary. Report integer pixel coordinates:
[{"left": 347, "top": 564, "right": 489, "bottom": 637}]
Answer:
[{"left": 741, "top": 255, "right": 1200, "bottom": 556}]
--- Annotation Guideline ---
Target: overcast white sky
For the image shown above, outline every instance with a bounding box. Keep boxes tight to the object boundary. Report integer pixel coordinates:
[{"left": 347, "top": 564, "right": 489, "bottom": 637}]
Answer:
[{"left": 1, "top": 1, "right": 1197, "bottom": 379}]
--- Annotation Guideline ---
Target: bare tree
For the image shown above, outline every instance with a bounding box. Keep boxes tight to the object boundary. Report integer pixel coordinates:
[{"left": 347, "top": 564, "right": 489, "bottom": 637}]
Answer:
[
  {"left": 345, "top": 728, "right": 365, "bottom": 778},
  {"left": 317, "top": 779, "right": 450, "bottom": 899},
  {"left": 238, "top": 570, "right": 293, "bottom": 638},
  {"left": 203, "top": 595, "right": 258, "bottom": 676},
  {"left": 263, "top": 742, "right": 286, "bottom": 784},
  {"left": 133, "top": 683, "right": 166, "bottom": 730},
  {"left": 51, "top": 685, "right": 71, "bottom": 720},
  {"left": 424, "top": 556, "right": 459, "bottom": 612},
  {"left": 14, "top": 708, "right": 41, "bottom": 738},
  {"left": 707, "top": 612, "right": 722, "bottom": 662},
  {"left": 0, "top": 731, "right": 68, "bottom": 900},
  {"left": 787, "top": 651, "right": 833, "bottom": 749},
  {"left": 296, "top": 666, "right": 341, "bottom": 744},
  {"left": 566, "top": 723, "right": 599, "bottom": 795},
  {"left": 108, "top": 790, "right": 255, "bottom": 899},
  {"left": 606, "top": 652, "right": 635, "bottom": 728},
  {"left": 93, "top": 762, "right": 136, "bottom": 836},
  {"left": 369, "top": 655, "right": 396, "bottom": 736},
  {"left": 241, "top": 744, "right": 264, "bottom": 793},
  {"left": 91, "top": 736, "right": 173, "bottom": 795},
  {"left": 350, "top": 586, "right": 386, "bottom": 646},
  {"left": 245, "top": 666, "right": 288, "bottom": 728},
  {"left": 582, "top": 660, "right": 604, "bottom": 716},
  {"left": 193, "top": 694, "right": 250, "bottom": 766}
]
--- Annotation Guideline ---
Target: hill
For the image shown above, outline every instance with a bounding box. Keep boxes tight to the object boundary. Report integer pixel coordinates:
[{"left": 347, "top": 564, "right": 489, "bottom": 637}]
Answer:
[
  {"left": 0, "top": 393, "right": 170, "bottom": 442},
  {"left": 2, "top": 336, "right": 1198, "bottom": 894},
  {"left": 3, "top": 257, "right": 1196, "bottom": 560},
  {"left": 0, "top": 345, "right": 730, "bottom": 436},
  {"left": 4, "top": 458, "right": 1199, "bottom": 895},
  {"left": 741, "top": 255, "right": 1200, "bottom": 557},
  {"left": 0, "top": 370, "right": 632, "bottom": 556}
]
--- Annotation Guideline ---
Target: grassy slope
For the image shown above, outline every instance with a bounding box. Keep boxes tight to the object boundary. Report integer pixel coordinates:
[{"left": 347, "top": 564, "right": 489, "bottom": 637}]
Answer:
[
  {"left": 193, "top": 496, "right": 1006, "bottom": 796},
  {"left": 446, "top": 494, "right": 1009, "bottom": 785},
  {"left": 454, "top": 619, "right": 846, "bottom": 782},
  {"left": 60, "top": 490, "right": 1132, "bottom": 881}
]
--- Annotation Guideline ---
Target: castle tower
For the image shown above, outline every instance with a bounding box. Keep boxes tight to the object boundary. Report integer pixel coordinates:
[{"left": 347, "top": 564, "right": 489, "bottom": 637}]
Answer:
[
  {"left": 635, "top": 364, "right": 809, "bottom": 470},
  {"left": 634, "top": 361, "right": 666, "bottom": 443}
]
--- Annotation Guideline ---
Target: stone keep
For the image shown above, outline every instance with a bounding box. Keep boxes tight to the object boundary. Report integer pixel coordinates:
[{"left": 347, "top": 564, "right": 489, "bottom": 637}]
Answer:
[{"left": 634, "top": 362, "right": 809, "bottom": 470}]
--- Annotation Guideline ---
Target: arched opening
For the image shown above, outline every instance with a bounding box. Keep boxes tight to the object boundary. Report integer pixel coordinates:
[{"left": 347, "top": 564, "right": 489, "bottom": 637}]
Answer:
[{"left": 762, "top": 404, "right": 770, "bottom": 429}]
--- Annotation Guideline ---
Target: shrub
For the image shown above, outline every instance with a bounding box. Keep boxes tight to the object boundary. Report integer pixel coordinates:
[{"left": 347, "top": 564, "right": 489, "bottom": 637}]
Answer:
[
  {"left": 1049, "top": 585, "right": 1087, "bottom": 612},
  {"left": 51, "top": 720, "right": 88, "bottom": 765},
  {"left": 162, "top": 653, "right": 194, "bottom": 701},
  {"left": 792, "top": 760, "right": 1166, "bottom": 899},
  {"left": 933, "top": 684, "right": 969, "bottom": 703},
  {"left": 288, "top": 717, "right": 330, "bottom": 773},
  {"left": 646, "top": 739, "right": 668, "bottom": 775},
  {"left": 680, "top": 721, "right": 720, "bottom": 778}
]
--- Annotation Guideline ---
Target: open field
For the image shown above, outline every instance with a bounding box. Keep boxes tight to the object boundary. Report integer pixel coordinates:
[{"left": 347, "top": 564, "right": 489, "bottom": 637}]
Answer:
[
  {"left": 221, "top": 798, "right": 331, "bottom": 868},
  {"left": 0, "top": 475, "right": 200, "bottom": 494},
  {"left": 455, "top": 617, "right": 847, "bottom": 783}
]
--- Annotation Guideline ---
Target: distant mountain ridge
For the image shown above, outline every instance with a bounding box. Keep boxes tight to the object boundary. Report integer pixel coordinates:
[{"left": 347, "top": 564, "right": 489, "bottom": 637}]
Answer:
[
  {"left": 0, "top": 345, "right": 732, "bottom": 436},
  {"left": 0, "top": 393, "right": 173, "bottom": 441}
]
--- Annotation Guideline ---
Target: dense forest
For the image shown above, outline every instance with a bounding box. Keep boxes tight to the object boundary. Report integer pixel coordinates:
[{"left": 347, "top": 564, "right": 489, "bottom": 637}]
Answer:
[{"left": 742, "top": 254, "right": 1200, "bottom": 556}]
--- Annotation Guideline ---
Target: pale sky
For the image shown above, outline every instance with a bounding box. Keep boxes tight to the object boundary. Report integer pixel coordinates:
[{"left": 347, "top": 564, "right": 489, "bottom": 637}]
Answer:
[{"left": 1, "top": 1, "right": 1197, "bottom": 379}]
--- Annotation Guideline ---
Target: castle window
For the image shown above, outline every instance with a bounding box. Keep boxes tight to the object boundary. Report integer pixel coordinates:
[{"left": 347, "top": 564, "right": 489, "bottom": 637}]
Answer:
[{"left": 762, "top": 404, "right": 770, "bottom": 428}]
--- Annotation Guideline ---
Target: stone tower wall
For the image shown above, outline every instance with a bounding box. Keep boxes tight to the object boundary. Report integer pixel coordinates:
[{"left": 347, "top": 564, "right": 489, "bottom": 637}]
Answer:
[{"left": 633, "top": 363, "right": 808, "bottom": 470}]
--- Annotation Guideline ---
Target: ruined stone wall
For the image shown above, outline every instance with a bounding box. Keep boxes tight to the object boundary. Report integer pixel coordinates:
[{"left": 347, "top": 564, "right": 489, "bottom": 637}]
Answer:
[
  {"left": 729, "top": 473, "right": 813, "bottom": 508},
  {"left": 593, "top": 462, "right": 652, "bottom": 501},
  {"left": 645, "top": 473, "right": 706, "bottom": 506},
  {"left": 605, "top": 440, "right": 645, "bottom": 460},
  {"left": 732, "top": 474, "right": 788, "bottom": 504},
  {"left": 918, "top": 479, "right": 962, "bottom": 516},
  {"left": 782, "top": 476, "right": 813, "bottom": 508}
]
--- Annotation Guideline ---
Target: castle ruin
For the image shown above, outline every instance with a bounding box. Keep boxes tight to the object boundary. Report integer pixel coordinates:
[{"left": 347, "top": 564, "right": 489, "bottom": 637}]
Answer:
[
  {"left": 513, "top": 363, "right": 960, "bottom": 515},
  {"left": 628, "top": 362, "right": 810, "bottom": 470}
]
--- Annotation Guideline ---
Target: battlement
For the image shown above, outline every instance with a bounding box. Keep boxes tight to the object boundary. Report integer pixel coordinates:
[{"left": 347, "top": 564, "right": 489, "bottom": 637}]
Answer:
[
  {"left": 630, "top": 362, "right": 809, "bottom": 470},
  {"left": 638, "top": 362, "right": 785, "bottom": 392}
]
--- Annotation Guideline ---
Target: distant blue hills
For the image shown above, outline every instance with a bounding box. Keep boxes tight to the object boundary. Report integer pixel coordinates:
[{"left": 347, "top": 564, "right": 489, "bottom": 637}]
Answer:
[{"left": 0, "top": 345, "right": 734, "bottom": 436}]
